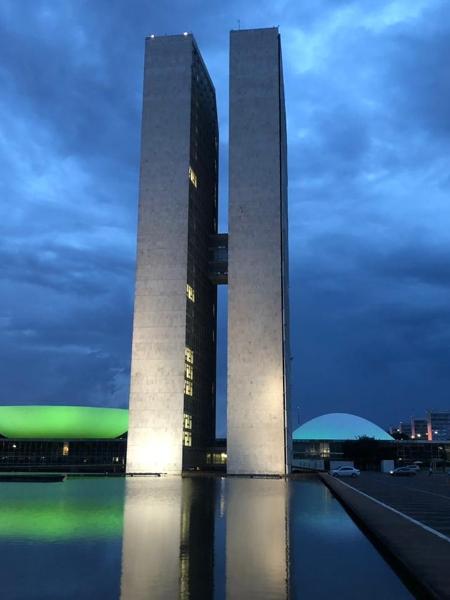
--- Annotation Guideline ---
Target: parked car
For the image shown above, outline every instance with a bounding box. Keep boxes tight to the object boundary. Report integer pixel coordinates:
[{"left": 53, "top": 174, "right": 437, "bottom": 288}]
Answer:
[
  {"left": 330, "top": 466, "right": 360, "bottom": 477},
  {"left": 389, "top": 466, "right": 417, "bottom": 476},
  {"left": 405, "top": 464, "right": 420, "bottom": 472}
]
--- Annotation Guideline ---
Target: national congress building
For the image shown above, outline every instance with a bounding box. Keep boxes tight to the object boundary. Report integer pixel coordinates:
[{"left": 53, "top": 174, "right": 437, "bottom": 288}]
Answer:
[{"left": 126, "top": 28, "right": 291, "bottom": 476}]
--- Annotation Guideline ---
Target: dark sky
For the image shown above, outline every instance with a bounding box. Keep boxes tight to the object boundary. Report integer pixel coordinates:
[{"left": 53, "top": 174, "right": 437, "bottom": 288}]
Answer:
[{"left": 1, "top": 0, "right": 450, "bottom": 436}]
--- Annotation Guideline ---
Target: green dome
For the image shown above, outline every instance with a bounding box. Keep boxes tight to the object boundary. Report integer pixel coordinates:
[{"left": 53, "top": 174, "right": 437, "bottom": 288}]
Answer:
[{"left": 0, "top": 405, "right": 128, "bottom": 439}]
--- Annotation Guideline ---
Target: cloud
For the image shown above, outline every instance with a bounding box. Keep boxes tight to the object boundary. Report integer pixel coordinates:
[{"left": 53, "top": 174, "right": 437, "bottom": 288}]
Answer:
[{"left": 1, "top": 0, "right": 450, "bottom": 432}]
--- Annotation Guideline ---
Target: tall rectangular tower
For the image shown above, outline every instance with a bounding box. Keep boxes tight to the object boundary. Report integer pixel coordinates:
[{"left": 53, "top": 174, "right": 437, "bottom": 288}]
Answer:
[
  {"left": 127, "top": 34, "right": 218, "bottom": 474},
  {"left": 227, "top": 28, "right": 291, "bottom": 475}
]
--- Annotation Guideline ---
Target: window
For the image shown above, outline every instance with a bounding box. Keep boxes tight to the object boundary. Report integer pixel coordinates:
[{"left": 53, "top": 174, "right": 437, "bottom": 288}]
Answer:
[
  {"left": 186, "top": 283, "right": 195, "bottom": 302},
  {"left": 62, "top": 442, "right": 69, "bottom": 456},
  {"left": 184, "top": 380, "right": 193, "bottom": 396},
  {"left": 185, "top": 347, "right": 194, "bottom": 365},
  {"left": 188, "top": 166, "right": 197, "bottom": 188},
  {"left": 184, "top": 414, "right": 192, "bottom": 430},
  {"left": 183, "top": 431, "right": 192, "bottom": 447},
  {"left": 185, "top": 363, "right": 193, "bottom": 381}
]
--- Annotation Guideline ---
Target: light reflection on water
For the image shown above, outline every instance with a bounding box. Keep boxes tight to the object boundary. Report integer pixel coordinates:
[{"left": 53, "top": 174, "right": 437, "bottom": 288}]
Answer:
[{"left": 0, "top": 476, "right": 413, "bottom": 599}]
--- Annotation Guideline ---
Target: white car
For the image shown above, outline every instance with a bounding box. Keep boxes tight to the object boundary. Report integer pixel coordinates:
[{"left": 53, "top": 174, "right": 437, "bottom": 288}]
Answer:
[{"left": 330, "top": 466, "right": 360, "bottom": 477}]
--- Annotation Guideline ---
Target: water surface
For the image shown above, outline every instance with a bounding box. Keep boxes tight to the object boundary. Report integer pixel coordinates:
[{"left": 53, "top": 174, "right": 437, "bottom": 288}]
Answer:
[{"left": 0, "top": 475, "right": 413, "bottom": 599}]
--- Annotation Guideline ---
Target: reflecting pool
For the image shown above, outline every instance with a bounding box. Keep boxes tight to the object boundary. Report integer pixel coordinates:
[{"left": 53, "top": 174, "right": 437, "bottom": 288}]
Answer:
[{"left": 0, "top": 476, "right": 413, "bottom": 599}]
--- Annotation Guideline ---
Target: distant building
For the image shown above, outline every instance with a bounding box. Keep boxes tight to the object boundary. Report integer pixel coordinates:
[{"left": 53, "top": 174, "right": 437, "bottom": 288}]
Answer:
[
  {"left": 1, "top": 406, "right": 449, "bottom": 474},
  {"left": 292, "top": 413, "right": 395, "bottom": 471},
  {"left": 427, "top": 410, "right": 450, "bottom": 441},
  {"left": 0, "top": 405, "right": 127, "bottom": 473},
  {"left": 292, "top": 412, "right": 449, "bottom": 471},
  {"left": 411, "top": 417, "right": 428, "bottom": 440},
  {"left": 399, "top": 421, "right": 412, "bottom": 438},
  {"left": 389, "top": 421, "right": 412, "bottom": 438}
]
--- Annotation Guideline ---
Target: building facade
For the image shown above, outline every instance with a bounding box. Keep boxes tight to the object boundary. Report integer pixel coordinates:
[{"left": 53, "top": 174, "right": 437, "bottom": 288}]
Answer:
[
  {"left": 0, "top": 405, "right": 128, "bottom": 473},
  {"left": 411, "top": 417, "right": 428, "bottom": 440},
  {"left": 126, "top": 34, "right": 218, "bottom": 474},
  {"left": 427, "top": 410, "right": 450, "bottom": 441},
  {"left": 227, "top": 28, "right": 291, "bottom": 475},
  {"left": 127, "top": 28, "right": 290, "bottom": 475}
]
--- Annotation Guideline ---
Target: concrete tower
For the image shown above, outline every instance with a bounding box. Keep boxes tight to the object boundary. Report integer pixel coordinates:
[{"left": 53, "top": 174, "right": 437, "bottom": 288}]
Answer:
[
  {"left": 227, "top": 28, "right": 291, "bottom": 475},
  {"left": 126, "top": 34, "right": 218, "bottom": 474},
  {"left": 127, "top": 28, "right": 290, "bottom": 476}
]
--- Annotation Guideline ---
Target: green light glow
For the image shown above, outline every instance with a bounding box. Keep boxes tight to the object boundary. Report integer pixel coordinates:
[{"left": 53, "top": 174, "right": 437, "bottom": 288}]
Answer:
[
  {"left": 0, "top": 503, "right": 123, "bottom": 539},
  {"left": 0, "top": 479, "right": 124, "bottom": 540},
  {"left": 0, "top": 405, "right": 128, "bottom": 439}
]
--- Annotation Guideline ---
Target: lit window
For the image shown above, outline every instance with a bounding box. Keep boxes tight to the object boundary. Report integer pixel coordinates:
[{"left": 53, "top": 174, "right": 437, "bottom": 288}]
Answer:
[
  {"left": 186, "top": 283, "right": 195, "bottom": 302},
  {"left": 184, "top": 431, "right": 192, "bottom": 446},
  {"left": 184, "top": 380, "right": 193, "bottom": 396},
  {"left": 185, "top": 347, "right": 194, "bottom": 365},
  {"left": 62, "top": 442, "right": 69, "bottom": 456},
  {"left": 185, "top": 363, "right": 193, "bottom": 380},
  {"left": 184, "top": 414, "right": 192, "bottom": 430},
  {"left": 188, "top": 166, "right": 197, "bottom": 188}
]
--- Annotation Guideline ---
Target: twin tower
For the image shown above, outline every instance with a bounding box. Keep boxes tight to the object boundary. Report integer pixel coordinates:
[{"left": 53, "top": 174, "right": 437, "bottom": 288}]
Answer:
[{"left": 126, "top": 28, "right": 291, "bottom": 476}]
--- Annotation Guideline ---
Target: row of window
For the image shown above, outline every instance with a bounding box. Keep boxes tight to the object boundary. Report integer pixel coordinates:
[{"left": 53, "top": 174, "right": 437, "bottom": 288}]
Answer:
[
  {"left": 185, "top": 347, "right": 194, "bottom": 365},
  {"left": 184, "top": 345, "right": 194, "bottom": 396},
  {"left": 183, "top": 412, "right": 192, "bottom": 447},
  {"left": 206, "top": 452, "right": 227, "bottom": 465},
  {"left": 185, "top": 363, "right": 193, "bottom": 380}
]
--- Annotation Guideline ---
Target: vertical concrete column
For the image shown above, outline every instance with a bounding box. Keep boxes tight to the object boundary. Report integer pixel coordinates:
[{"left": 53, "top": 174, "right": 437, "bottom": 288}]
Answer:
[
  {"left": 127, "top": 33, "right": 219, "bottom": 474},
  {"left": 227, "top": 28, "right": 291, "bottom": 475},
  {"left": 126, "top": 35, "right": 193, "bottom": 474}
]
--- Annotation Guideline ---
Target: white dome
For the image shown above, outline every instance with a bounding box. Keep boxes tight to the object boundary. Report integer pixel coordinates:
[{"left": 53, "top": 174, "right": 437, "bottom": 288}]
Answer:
[{"left": 293, "top": 413, "right": 393, "bottom": 441}]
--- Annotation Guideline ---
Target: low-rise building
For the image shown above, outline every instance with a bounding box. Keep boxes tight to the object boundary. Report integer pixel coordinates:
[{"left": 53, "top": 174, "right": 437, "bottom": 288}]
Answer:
[
  {"left": 427, "top": 410, "right": 450, "bottom": 441},
  {"left": 293, "top": 412, "right": 450, "bottom": 472},
  {"left": 0, "top": 405, "right": 128, "bottom": 473},
  {"left": 411, "top": 417, "right": 428, "bottom": 440}
]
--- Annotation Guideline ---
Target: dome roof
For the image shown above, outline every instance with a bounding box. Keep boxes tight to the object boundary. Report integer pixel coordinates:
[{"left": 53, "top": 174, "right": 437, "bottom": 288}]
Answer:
[
  {"left": 293, "top": 413, "right": 393, "bottom": 441},
  {"left": 0, "top": 406, "right": 128, "bottom": 439}
]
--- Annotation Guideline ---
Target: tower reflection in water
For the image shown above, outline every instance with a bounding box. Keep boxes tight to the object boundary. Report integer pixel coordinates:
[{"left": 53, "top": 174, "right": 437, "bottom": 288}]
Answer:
[
  {"left": 119, "top": 477, "right": 289, "bottom": 599},
  {"left": 226, "top": 478, "right": 289, "bottom": 600}
]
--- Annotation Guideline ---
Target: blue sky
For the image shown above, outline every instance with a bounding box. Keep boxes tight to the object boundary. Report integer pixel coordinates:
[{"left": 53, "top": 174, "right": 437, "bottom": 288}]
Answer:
[{"left": 1, "top": 0, "right": 450, "bottom": 435}]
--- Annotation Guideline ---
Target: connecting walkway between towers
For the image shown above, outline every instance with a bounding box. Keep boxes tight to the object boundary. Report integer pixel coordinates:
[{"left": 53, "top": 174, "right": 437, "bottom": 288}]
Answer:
[{"left": 208, "top": 233, "right": 228, "bottom": 285}]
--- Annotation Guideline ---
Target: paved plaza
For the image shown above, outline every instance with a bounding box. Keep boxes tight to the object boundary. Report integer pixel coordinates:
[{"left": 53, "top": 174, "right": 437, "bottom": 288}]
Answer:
[{"left": 344, "top": 471, "right": 450, "bottom": 538}]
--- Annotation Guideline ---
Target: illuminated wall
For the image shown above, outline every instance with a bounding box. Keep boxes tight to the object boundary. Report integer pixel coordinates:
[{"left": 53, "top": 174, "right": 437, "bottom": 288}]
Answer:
[
  {"left": 127, "top": 29, "right": 290, "bottom": 474},
  {"left": 227, "top": 28, "right": 291, "bottom": 475},
  {"left": 126, "top": 34, "right": 218, "bottom": 474}
]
